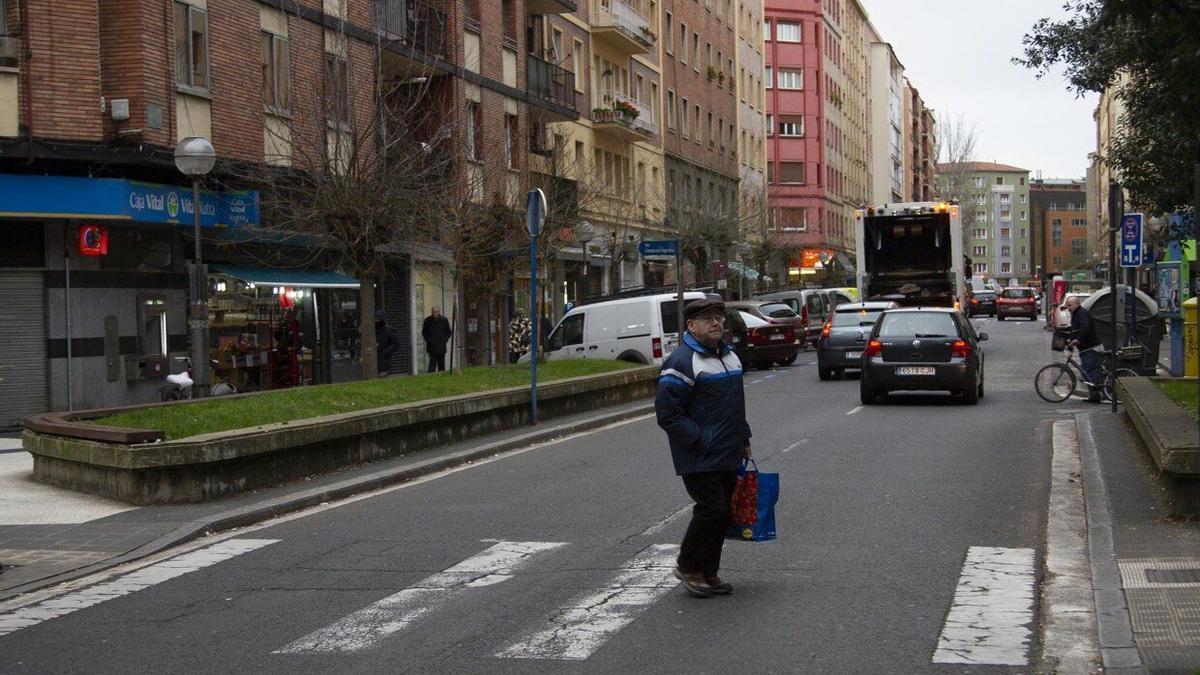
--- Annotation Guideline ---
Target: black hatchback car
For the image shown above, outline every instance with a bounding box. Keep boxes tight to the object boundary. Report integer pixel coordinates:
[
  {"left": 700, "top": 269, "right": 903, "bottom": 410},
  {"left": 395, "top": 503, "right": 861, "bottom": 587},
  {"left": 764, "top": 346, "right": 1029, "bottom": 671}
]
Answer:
[
  {"left": 966, "top": 290, "right": 997, "bottom": 317},
  {"left": 859, "top": 307, "right": 987, "bottom": 405},
  {"left": 816, "top": 300, "right": 898, "bottom": 380}
]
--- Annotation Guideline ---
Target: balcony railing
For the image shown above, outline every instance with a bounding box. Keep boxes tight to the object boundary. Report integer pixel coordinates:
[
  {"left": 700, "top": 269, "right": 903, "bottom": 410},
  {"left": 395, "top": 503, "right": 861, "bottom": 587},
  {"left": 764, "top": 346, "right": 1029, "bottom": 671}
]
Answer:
[
  {"left": 527, "top": 54, "right": 575, "bottom": 111},
  {"left": 596, "top": 90, "right": 657, "bottom": 136},
  {"left": 591, "top": 0, "right": 655, "bottom": 52},
  {"left": 0, "top": 36, "right": 18, "bottom": 68},
  {"left": 373, "top": 0, "right": 446, "bottom": 56}
]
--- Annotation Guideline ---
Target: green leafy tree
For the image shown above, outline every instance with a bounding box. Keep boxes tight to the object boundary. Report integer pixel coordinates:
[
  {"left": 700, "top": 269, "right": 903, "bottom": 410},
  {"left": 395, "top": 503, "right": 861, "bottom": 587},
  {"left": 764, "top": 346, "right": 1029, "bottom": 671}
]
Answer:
[{"left": 1016, "top": 0, "right": 1200, "bottom": 228}]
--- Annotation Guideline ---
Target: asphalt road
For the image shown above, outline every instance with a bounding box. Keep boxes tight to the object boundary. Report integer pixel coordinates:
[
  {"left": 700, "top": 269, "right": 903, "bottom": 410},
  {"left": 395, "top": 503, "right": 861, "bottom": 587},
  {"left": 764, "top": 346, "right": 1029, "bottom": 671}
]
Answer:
[{"left": 1, "top": 314, "right": 1081, "bottom": 673}]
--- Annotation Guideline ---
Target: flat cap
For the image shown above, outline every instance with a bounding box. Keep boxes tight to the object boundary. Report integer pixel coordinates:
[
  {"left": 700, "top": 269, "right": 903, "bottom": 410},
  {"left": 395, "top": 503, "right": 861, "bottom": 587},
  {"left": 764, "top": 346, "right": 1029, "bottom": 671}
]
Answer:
[{"left": 684, "top": 297, "right": 726, "bottom": 320}]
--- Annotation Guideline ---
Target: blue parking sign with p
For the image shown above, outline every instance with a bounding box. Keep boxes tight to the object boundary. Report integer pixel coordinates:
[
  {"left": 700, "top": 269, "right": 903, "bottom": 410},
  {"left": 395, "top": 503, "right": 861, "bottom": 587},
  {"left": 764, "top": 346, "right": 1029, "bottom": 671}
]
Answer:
[{"left": 1120, "top": 213, "right": 1143, "bottom": 268}]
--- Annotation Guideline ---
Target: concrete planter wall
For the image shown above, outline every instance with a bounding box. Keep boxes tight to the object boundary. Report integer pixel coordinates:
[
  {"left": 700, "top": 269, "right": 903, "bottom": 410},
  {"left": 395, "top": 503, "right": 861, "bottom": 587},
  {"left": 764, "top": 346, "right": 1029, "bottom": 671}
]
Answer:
[
  {"left": 1117, "top": 376, "right": 1199, "bottom": 474},
  {"left": 24, "top": 366, "right": 658, "bottom": 505}
]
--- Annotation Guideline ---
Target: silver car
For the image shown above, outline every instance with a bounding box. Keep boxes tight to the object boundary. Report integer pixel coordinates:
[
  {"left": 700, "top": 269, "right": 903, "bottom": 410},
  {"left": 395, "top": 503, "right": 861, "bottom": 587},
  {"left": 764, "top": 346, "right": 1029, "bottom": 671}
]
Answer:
[{"left": 816, "top": 301, "right": 899, "bottom": 380}]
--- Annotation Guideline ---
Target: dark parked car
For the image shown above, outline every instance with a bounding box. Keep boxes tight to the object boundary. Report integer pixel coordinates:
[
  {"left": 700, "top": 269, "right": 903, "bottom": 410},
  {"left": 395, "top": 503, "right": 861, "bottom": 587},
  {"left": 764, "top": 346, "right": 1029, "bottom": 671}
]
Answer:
[
  {"left": 727, "top": 300, "right": 804, "bottom": 357},
  {"left": 724, "top": 309, "right": 801, "bottom": 370},
  {"left": 966, "top": 290, "right": 997, "bottom": 317},
  {"left": 996, "top": 287, "right": 1038, "bottom": 321},
  {"left": 859, "top": 307, "right": 987, "bottom": 405},
  {"left": 816, "top": 301, "right": 899, "bottom": 380}
]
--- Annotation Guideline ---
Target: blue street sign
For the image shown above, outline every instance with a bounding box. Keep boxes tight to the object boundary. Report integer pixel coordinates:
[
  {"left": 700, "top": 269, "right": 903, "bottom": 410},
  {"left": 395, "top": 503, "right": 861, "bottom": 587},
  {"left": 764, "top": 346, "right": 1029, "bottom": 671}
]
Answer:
[
  {"left": 1120, "top": 213, "right": 1144, "bottom": 268},
  {"left": 527, "top": 188, "right": 546, "bottom": 237},
  {"left": 639, "top": 239, "right": 678, "bottom": 258}
]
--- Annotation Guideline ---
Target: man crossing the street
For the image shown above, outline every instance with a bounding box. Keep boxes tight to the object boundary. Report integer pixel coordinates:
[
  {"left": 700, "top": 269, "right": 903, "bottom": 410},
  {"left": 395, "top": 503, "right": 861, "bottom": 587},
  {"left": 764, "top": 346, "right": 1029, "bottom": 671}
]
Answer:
[{"left": 655, "top": 298, "right": 752, "bottom": 598}]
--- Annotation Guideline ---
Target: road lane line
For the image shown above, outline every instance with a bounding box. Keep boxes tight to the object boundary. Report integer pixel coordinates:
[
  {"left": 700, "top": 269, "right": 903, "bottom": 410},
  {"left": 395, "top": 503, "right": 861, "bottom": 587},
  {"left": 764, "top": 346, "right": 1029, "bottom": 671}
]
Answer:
[
  {"left": 780, "top": 438, "right": 809, "bottom": 454},
  {"left": 275, "top": 540, "right": 566, "bottom": 654},
  {"left": 639, "top": 505, "right": 691, "bottom": 537},
  {"left": 0, "top": 539, "right": 279, "bottom": 637},
  {"left": 932, "top": 546, "right": 1036, "bottom": 666},
  {"left": 495, "top": 544, "right": 679, "bottom": 661},
  {"left": 846, "top": 405, "right": 863, "bottom": 415}
]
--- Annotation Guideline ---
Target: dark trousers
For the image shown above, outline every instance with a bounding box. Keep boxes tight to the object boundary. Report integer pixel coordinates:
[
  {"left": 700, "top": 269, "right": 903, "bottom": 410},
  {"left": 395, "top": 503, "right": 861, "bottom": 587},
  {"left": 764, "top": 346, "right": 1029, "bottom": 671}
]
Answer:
[
  {"left": 678, "top": 470, "right": 738, "bottom": 577},
  {"left": 1080, "top": 349, "right": 1101, "bottom": 398},
  {"left": 428, "top": 353, "right": 446, "bottom": 372}
]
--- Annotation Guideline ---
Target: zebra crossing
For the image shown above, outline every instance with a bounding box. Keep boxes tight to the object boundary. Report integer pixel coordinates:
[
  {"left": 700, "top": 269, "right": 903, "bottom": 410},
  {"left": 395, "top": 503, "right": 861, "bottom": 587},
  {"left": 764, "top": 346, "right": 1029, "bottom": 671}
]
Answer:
[{"left": 0, "top": 536, "right": 1040, "bottom": 666}]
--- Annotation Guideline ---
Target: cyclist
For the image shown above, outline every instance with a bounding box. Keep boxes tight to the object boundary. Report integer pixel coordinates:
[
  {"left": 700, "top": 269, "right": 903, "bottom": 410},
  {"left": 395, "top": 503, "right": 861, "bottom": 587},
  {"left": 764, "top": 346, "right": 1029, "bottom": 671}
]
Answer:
[{"left": 1065, "top": 296, "right": 1102, "bottom": 403}]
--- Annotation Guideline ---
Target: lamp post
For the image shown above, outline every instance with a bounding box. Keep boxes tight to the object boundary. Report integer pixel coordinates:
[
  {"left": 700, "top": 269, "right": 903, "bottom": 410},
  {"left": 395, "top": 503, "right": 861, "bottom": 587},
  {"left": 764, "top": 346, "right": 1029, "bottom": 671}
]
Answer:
[
  {"left": 574, "top": 220, "right": 595, "bottom": 302},
  {"left": 175, "top": 136, "right": 216, "bottom": 398}
]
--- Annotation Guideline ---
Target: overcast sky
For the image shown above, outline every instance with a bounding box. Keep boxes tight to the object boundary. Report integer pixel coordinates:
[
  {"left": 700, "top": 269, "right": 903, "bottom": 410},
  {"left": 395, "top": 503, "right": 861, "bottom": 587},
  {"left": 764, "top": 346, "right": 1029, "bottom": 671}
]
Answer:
[{"left": 858, "top": 0, "right": 1097, "bottom": 179}]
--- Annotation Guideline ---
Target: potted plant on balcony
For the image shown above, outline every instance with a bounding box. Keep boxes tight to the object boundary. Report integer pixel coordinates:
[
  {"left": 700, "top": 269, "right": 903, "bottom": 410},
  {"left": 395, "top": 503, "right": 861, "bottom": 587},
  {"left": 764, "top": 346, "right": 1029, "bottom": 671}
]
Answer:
[
  {"left": 706, "top": 66, "right": 717, "bottom": 81},
  {"left": 717, "top": 71, "right": 726, "bottom": 86},
  {"left": 614, "top": 99, "right": 640, "bottom": 120}
]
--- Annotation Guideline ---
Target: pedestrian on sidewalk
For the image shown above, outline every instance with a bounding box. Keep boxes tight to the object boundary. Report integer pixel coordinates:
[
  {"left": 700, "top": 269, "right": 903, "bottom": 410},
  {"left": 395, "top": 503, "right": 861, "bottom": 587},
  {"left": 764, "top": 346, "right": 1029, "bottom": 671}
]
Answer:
[
  {"left": 421, "top": 307, "right": 453, "bottom": 372},
  {"left": 1065, "top": 296, "right": 1102, "bottom": 402},
  {"left": 375, "top": 310, "right": 399, "bottom": 376},
  {"left": 508, "top": 311, "right": 531, "bottom": 364},
  {"left": 655, "top": 298, "right": 752, "bottom": 598}
]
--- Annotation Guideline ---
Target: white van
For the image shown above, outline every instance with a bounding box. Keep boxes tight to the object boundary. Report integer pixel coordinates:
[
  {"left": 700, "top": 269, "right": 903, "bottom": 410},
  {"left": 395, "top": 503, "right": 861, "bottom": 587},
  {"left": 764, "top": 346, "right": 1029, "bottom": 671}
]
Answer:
[{"left": 534, "top": 291, "right": 709, "bottom": 365}]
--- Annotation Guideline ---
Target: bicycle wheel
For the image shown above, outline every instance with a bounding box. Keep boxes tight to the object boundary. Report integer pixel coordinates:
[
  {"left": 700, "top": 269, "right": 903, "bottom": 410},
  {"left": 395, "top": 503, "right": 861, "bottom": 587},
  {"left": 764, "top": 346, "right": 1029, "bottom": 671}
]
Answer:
[
  {"left": 1102, "top": 368, "right": 1139, "bottom": 403},
  {"left": 1035, "top": 363, "right": 1076, "bottom": 402}
]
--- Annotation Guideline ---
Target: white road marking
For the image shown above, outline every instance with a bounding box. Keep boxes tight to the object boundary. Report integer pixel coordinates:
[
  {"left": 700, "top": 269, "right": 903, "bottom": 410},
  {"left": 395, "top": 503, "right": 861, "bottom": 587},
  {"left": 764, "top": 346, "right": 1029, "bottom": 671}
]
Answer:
[
  {"left": 275, "top": 540, "right": 566, "bottom": 654},
  {"left": 780, "top": 438, "right": 809, "bottom": 454},
  {"left": 932, "top": 546, "right": 1036, "bottom": 666},
  {"left": 495, "top": 544, "right": 680, "bottom": 661},
  {"left": 0, "top": 538, "right": 279, "bottom": 637},
  {"left": 846, "top": 405, "right": 863, "bottom": 415},
  {"left": 639, "top": 505, "right": 692, "bottom": 537}
]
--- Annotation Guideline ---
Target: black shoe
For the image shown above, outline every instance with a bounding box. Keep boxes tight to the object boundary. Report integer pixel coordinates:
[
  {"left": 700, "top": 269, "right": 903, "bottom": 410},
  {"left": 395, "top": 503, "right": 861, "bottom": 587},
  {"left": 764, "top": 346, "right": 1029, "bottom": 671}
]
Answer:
[
  {"left": 673, "top": 567, "right": 713, "bottom": 597},
  {"left": 705, "top": 576, "right": 733, "bottom": 595}
]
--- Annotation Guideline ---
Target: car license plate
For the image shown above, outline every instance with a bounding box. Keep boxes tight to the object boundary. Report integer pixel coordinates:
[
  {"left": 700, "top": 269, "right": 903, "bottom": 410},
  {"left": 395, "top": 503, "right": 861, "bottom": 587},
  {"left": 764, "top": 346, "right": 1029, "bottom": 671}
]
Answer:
[
  {"left": 846, "top": 351, "right": 861, "bottom": 359},
  {"left": 770, "top": 334, "right": 786, "bottom": 340},
  {"left": 896, "top": 366, "right": 935, "bottom": 376}
]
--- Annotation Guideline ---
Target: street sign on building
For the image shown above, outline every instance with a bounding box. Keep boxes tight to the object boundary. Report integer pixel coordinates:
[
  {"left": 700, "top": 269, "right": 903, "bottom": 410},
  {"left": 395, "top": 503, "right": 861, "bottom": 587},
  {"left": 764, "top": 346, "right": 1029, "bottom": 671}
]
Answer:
[
  {"left": 1120, "top": 213, "right": 1144, "bottom": 268},
  {"left": 639, "top": 240, "right": 678, "bottom": 259}
]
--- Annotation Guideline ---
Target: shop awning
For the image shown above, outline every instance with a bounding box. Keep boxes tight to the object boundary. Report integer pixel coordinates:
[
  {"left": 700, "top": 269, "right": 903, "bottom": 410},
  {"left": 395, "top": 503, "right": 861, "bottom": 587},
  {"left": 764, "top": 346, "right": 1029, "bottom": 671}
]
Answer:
[
  {"left": 209, "top": 265, "right": 360, "bottom": 289},
  {"left": 727, "top": 260, "right": 761, "bottom": 280}
]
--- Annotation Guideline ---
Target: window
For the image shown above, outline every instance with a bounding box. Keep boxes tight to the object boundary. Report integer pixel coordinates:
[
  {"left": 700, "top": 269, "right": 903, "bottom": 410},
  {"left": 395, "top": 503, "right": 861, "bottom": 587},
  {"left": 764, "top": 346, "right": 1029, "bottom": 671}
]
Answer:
[
  {"left": 778, "top": 207, "right": 806, "bottom": 231},
  {"left": 1071, "top": 238, "right": 1086, "bottom": 257},
  {"left": 995, "top": 176, "right": 1003, "bottom": 185},
  {"left": 779, "top": 161, "right": 805, "bottom": 184},
  {"left": 765, "top": 114, "right": 772, "bottom": 135},
  {"left": 973, "top": 246, "right": 986, "bottom": 256},
  {"left": 1000, "top": 245, "right": 1011, "bottom": 256},
  {"left": 174, "top": 2, "right": 210, "bottom": 91},
  {"left": 778, "top": 115, "right": 803, "bottom": 136},
  {"left": 776, "top": 21, "right": 801, "bottom": 42},
  {"left": 548, "top": 313, "right": 584, "bottom": 351},
  {"left": 680, "top": 97, "right": 689, "bottom": 136},
  {"left": 694, "top": 104, "right": 701, "bottom": 143},
  {"left": 1019, "top": 176, "right": 1025, "bottom": 186},
  {"left": 680, "top": 23, "right": 688, "bottom": 63},
  {"left": 973, "top": 228, "right": 988, "bottom": 239},
  {"left": 466, "top": 102, "right": 481, "bottom": 161},
  {"left": 1021, "top": 262, "right": 1029, "bottom": 271},
  {"left": 1051, "top": 219, "right": 1062, "bottom": 245},
  {"left": 504, "top": 114, "right": 518, "bottom": 169},
  {"left": 971, "top": 176, "right": 983, "bottom": 188},
  {"left": 1000, "top": 262, "right": 1011, "bottom": 274},
  {"left": 999, "top": 193, "right": 1011, "bottom": 204},
  {"left": 666, "top": 88, "right": 675, "bottom": 129},
  {"left": 665, "top": 12, "right": 673, "bottom": 53},
  {"left": 777, "top": 68, "right": 802, "bottom": 89},
  {"left": 324, "top": 53, "right": 349, "bottom": 125},
  {"left": 693, "top": 33, "right": 700, "bottom": 71},
  {"left": 762, "top": 19, "right": 770, "bottom": 41},
  {"left": 138, "top": 295, "right": 168, "bottom": 358},
  {"left": 572, "top": 40, "right": 584, "bottom": 91},
  {"left": 1000, "top": 228, "right": 1010, "bottom": 238},
  {"left": 974, "top": 262, "right": 988, "bottom": 274},
  {"left": 261, "top": 31, "right": 290, "bottom": 113},
  {"left": 1000, "top": 208, "right": 1011, "bottom": 221},
  {"left": 764, "top": 65, "right": 772, "bottom": 88}
]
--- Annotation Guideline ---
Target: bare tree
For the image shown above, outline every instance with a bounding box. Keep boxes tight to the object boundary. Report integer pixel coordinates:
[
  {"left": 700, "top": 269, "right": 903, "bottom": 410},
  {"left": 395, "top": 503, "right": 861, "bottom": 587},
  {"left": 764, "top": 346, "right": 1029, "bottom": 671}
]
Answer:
[
  {"left": 934, "top": 114, "right": 982, "bottom": 228},
  {"left": 233, "top": 11, "right": 455, "bottom": 378}
]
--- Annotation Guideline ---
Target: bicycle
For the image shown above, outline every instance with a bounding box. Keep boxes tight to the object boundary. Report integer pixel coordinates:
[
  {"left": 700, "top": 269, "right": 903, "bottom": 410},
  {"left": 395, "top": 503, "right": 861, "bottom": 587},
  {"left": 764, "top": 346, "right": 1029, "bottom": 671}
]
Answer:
[{"left": 1034, "top": 344, "right": 1140, "bottom": 403}]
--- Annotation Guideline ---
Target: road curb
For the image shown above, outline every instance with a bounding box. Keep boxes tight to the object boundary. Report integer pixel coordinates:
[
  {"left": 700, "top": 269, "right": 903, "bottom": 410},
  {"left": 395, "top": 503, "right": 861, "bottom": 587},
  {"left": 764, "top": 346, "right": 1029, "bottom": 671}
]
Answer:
[{"left": 0, "top": 402, "right": 656, "bottom": 603}]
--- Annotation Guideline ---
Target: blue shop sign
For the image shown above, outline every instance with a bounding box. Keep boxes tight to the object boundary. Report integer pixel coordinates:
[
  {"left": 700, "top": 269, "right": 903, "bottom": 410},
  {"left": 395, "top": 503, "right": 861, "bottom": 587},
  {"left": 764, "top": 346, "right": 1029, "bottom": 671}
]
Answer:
[{"left": 0, "top": 174, "right": 258, "bottom": 227}]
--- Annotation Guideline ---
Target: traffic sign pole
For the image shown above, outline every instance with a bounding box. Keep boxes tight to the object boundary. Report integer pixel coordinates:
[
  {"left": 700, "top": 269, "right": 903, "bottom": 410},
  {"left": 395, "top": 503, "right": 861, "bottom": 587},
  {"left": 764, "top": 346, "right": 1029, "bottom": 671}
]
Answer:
[{"left": 527, "top": 189, "right": 546, "bottom": 425}]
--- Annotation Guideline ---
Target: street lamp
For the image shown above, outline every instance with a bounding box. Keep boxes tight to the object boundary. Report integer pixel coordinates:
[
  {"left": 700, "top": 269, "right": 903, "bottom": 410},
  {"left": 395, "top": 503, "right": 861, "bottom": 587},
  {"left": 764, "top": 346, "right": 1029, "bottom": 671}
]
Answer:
[
  {"left": 574, "top": 220, "right": 595, "bottom": 302},
  {"left": 175, "top": 136, "right": 216, "bottom": 398}
]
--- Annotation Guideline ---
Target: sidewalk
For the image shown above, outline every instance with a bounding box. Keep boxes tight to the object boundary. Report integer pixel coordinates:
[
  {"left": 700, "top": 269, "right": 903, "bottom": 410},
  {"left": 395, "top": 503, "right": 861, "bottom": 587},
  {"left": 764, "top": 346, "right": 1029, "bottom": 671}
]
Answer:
[
  {"left": 1078, "top": 408, "right": 1200, "bottom": 673},
  {"left": 0, "top": 401, "right": 655, "bottom": 602}
]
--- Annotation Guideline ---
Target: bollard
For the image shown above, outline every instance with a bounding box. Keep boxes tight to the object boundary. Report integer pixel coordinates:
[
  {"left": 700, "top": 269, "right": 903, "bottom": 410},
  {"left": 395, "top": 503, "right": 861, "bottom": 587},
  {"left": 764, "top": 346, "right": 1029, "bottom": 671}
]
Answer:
[{"left": 1185, "top": 297, "right": 1198, "bottom": 377}]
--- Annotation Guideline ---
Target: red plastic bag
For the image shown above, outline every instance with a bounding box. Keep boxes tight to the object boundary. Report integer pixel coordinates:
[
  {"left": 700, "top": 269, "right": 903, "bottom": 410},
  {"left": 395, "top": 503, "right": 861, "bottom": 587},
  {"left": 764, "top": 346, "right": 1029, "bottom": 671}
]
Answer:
[{"left": 729, "top": 462, "right": 759, "bottom": 526}]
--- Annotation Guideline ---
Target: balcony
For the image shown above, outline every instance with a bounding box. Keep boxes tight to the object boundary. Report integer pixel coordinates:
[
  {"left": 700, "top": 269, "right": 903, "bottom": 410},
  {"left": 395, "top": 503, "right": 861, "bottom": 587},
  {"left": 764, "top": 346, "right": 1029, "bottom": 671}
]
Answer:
[
  {"left": 373, "top": 0, "right": 446, "bottom": 59},
  {"left": 592, "top": 90, "right": 657, "bottom": 141},
  {"left": 590, "top": 0, "right": 655, "bottom": 55},
  {"left": 528, "top": 0, "right": 577, "bottom": 14},
  {"left": 527, "top": 54, "right": 576, "bottom": 119}
]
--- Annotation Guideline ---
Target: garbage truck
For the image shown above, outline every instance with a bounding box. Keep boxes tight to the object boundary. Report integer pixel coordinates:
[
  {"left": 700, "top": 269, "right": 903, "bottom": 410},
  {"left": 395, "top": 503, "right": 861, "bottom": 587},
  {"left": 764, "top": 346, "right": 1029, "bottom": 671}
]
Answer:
[{"left": 854, "top": 201, "right": 965, "bottom": 309}]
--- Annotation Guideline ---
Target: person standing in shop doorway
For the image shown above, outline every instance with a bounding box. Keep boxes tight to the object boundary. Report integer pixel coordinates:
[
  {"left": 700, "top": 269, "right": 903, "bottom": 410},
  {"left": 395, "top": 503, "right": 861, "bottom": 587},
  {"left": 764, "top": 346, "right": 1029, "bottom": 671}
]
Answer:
[{"left": 422, "top": 307, "right": 453, "bottom": 372}]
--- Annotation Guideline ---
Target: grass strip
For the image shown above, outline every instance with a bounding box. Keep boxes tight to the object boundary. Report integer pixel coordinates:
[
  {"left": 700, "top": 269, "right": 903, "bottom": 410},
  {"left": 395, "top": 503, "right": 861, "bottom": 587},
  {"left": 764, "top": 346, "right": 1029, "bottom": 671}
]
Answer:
[
  {"left": 1154, "top": 379, "right": 1199, "bottom": 421},
  {"left": 95, "top": 360, "right": 639, "bottom": 440}
]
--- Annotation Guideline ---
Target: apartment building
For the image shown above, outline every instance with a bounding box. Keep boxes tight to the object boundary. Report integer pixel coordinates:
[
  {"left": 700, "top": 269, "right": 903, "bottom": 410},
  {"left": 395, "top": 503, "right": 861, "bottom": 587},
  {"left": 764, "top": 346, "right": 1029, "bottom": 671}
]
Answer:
[
  {"left": 940, "top": 162, "right": 1032, "bottom": 286},
  {"left": 868, "top": 40, "right": 903, "bottom": 205},
  {"left": 902, "top": 79, "right": 935, "bottom": 202},
  {"left": 839, "top": 0, "right": 871, "bottom": 219},
  {"left": 0, "top": 0, "right": 590, "bottom": 422},
  {"left": 1093, "top": 69, "right": 1131, "bottom": 259},
  {"left": 1030, "top": 178, "right": 1090, "bottom": 276},
  {"left": 735, "top": 0, "right": 768, "bottom": 239},
  {"left": 660, "top": 0, "right": 740, "bottom": 279}
]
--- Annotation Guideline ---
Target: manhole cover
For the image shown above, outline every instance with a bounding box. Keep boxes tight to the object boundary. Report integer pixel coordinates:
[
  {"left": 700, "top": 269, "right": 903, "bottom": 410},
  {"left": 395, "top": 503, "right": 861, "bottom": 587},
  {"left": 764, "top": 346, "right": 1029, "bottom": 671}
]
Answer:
[{"left": 1145, "top": 568, "right": 1200, "bottom": 584}]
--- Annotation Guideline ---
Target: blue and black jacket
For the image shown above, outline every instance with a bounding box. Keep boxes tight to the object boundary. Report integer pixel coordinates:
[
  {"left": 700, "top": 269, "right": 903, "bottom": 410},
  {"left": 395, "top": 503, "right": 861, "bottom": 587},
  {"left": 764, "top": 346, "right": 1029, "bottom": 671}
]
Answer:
[{"left": 655, "top": 332, "right": 752, "bottom": 475}]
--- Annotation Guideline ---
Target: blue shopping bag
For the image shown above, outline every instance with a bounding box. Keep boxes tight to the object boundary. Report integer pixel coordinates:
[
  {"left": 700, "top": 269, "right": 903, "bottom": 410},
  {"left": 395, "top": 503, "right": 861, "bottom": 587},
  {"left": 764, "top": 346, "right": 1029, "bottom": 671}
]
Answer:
[{"left": 726, "top": 459, "right": 778, "bottom": 542}]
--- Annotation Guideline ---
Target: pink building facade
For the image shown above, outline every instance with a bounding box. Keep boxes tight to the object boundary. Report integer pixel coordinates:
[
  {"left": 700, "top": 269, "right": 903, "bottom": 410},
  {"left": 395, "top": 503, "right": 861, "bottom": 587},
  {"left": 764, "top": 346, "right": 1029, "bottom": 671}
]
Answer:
[{"left": 764, "top": 0, "right": 834, "bottom": 262}]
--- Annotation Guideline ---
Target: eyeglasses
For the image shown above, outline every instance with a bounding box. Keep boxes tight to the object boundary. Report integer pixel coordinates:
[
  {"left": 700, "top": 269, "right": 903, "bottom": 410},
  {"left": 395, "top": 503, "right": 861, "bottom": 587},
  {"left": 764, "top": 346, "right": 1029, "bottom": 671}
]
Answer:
[{"left": 692, "top": 315, "right": 726, "bottom": 325}]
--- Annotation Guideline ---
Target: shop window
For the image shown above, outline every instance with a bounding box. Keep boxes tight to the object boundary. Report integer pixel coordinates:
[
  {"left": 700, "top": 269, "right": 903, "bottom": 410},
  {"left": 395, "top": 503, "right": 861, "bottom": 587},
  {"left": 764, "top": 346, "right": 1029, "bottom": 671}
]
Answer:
[
  {"left": 0, "top": 224, "right": 45, "bottom": 268},
  {"left": 138, "top": 294, "right": 169, "bottom": 358}
]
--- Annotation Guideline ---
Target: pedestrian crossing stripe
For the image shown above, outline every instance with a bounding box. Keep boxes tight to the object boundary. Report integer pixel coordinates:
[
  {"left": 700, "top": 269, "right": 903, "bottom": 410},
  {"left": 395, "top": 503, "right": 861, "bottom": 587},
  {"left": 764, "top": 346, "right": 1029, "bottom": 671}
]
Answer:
[
  {"left": 0, "top": 539, "right": 279, "bottom": 638},
  {"left": 273, "top": 540, "right": 567, "bottom": 654},
  {"left": 932, "top": 546, "right": 1036, "bottom": 666},
  {"left": 494, "top": 544, "right": 680, "bottom": 661}
]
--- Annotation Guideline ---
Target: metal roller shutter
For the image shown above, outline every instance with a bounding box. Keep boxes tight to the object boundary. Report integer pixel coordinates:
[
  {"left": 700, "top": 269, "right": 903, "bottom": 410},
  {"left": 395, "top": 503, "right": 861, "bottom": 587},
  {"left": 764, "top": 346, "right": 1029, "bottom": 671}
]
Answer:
[{"left": 0, "top": 273, "right": 48, "bottom": 428}]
